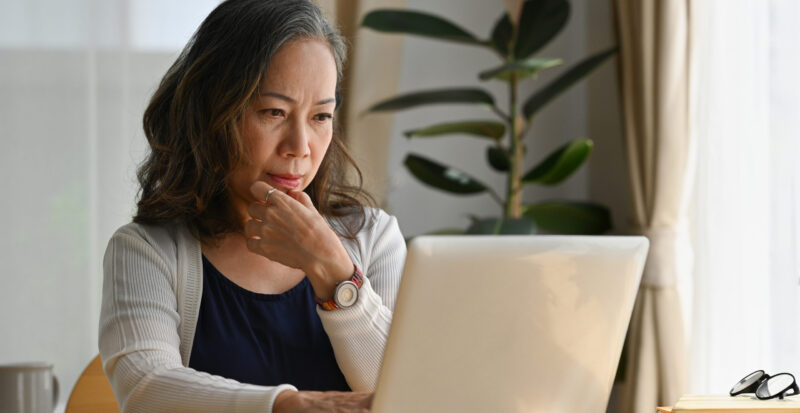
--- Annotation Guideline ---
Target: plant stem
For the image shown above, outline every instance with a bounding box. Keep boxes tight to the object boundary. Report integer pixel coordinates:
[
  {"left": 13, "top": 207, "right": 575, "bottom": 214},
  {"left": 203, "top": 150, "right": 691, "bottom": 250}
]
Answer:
[{"left": 505, "top": 71, "right": 523, "bottom": 219}]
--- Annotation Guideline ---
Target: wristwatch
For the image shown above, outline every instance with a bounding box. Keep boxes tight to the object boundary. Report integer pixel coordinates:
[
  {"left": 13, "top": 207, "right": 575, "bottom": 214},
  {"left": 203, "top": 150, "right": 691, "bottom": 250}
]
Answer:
[{"left": 315, "top": 266, "right": 364, "bottom": 311}]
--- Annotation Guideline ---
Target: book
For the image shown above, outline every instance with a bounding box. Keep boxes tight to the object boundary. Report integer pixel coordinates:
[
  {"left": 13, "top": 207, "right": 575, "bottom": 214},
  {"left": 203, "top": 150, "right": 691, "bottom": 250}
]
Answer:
[{"left": 673, "top": 394, "right": 800, "bottom": 412}]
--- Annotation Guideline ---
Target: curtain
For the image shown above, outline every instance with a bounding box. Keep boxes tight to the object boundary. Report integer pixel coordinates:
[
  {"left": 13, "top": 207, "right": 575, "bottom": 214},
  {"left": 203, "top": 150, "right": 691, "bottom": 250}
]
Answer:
[
  {"left": 612, "top": 0, "right": 691, "bottom": 410},
  {"left": 689, "top": 0, "right": 800, "bottom": 394},
  {"left": 0, "top": 1, "right": 221, "bottom": 410},
  {"left": 316, "top": 0, "right": 406, "bottom": 208}
]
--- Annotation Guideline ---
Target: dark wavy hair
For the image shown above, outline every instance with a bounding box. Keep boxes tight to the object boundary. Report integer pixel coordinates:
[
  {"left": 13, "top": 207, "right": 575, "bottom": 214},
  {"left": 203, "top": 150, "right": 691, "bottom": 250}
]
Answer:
[{"left": 134, "top": 0, "right": 372, "bottom": 244}]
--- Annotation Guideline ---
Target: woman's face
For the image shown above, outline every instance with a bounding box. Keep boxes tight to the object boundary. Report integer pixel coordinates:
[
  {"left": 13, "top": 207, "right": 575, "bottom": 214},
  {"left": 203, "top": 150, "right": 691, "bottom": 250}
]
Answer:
[{"left": 229, "top": 38, "right": 338, "bottom": 221}]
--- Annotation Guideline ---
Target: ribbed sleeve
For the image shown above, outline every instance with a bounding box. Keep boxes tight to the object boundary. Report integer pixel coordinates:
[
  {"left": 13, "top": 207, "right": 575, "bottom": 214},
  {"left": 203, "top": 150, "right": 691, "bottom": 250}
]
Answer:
[
  {"left": 317, "top": 210, "right": 407, "bottom": 391},
  {"left": 99, "top": 225, "right": 296, "bottom": 413}
]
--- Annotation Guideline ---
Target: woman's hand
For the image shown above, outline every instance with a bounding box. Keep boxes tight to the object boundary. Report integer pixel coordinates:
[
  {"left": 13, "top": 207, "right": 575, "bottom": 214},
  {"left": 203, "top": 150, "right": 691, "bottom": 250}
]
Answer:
[
  {"left": 244, "top": 181, "right": 354, "bottom": 300},
  {"left": 273, "top": 390, "right": 373, "bottom": 413}
]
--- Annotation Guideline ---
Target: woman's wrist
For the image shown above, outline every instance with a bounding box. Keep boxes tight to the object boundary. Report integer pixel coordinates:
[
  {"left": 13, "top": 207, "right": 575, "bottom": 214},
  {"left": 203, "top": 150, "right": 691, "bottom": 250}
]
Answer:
[
  {"left": 305, "top": 255, "right": 354, "bottom": 300},
  {"left": 273, "top": 388, "right": 299, "bottom": 413}
]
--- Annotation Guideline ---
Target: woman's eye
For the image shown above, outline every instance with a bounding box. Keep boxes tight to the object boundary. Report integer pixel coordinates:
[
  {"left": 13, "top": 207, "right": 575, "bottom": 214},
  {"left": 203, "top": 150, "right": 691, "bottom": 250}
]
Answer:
[
  {"left": 314, "top": 113, "right": 333, "bottom": 122},
  {"left": 262, "top": 108, "right": 284, "bottom": 117}
]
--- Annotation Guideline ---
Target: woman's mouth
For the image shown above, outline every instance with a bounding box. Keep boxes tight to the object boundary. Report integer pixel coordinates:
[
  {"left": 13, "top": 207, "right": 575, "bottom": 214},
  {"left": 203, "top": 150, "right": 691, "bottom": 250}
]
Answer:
[{"left": 266, "top": 173, "right": 303, "bottom": 189}]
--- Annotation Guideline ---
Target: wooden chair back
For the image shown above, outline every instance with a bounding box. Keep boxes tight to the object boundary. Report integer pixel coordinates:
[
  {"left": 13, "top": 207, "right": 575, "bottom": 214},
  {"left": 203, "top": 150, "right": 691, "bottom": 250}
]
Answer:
[{"left": 65, "top": 355, "right": 120, "bottom": 413}]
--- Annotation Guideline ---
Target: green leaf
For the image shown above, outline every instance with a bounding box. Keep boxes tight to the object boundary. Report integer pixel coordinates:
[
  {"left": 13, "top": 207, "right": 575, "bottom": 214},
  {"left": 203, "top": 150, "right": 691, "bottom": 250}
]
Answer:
[
  {"left": 514, "top": 0, "right": 570, "bottom": 59},
  {"left": 523, "top": 47, "right": 617, "bottom": 119},
  {"left": 523, "top": 139, "right": 593, "bottom": 185},
  {"left": 362, "top": 10, "right": 484, "bottom": 46},
  {"left": 466, "top": 217, "right": 537, "bottom": 235},
  {"left": 367, "top": 88, "right": 495, "bottom": 112},
  {"left": 404, "top": 153, "right": 488, "bottom": 194},
  {"left": 479, "top": 57, "right": 563, "bottom": 81},
  {"left": 404, "top": 120, "right": 505, "bottom": 140},
  {"left": 490, "top": 12, "right": 513, "bottom": 56},
  {"left": 487, "top": 147, "right": 510, "bottom": 171},
  {"left": 523, "top": 201, "right": 611, "bottom": 234}
]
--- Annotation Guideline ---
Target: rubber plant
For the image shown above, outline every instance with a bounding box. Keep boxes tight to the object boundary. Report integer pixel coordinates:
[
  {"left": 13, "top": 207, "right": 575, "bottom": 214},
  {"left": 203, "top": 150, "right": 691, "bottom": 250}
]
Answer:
[{"left": 362, "top": 0, "right": 616, "bottom": 235}]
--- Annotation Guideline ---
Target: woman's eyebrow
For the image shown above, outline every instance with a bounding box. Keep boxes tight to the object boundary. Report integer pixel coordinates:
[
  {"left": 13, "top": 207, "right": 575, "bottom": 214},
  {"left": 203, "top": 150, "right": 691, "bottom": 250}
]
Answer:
[{"left": 260, "top": 92, "right": 335, "bottom": 106}]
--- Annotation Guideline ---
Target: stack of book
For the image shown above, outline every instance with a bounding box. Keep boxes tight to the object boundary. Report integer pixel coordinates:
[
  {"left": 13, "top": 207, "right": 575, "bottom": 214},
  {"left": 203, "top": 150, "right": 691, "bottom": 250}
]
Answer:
[{"left": 658, "top": 394, "right": 800, "bottom": 412}]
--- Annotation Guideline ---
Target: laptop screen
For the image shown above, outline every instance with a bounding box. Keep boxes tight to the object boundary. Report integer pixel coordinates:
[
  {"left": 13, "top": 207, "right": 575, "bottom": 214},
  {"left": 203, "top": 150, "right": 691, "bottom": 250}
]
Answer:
[{"left": 372, "top": 235, "right": 648, "bottom": 413}]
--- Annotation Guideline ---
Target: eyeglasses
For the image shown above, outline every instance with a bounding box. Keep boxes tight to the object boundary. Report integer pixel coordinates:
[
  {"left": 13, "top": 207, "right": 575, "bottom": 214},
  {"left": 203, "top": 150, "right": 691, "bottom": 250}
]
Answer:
[{"left": 730, "top": 370, "right": 800, "bottom": 400}]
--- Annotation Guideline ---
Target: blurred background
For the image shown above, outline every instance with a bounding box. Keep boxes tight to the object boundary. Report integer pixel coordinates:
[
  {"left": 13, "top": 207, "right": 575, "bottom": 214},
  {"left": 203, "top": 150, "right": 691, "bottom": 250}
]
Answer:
[{"left": 0, "top": 0, "right": 798, "bottom": 411}]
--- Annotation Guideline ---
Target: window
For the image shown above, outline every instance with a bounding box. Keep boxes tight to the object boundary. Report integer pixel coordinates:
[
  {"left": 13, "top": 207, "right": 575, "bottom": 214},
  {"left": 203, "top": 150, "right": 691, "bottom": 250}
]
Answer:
[{"left": 689, "top": 0, "right": 800, "bottom": 393}]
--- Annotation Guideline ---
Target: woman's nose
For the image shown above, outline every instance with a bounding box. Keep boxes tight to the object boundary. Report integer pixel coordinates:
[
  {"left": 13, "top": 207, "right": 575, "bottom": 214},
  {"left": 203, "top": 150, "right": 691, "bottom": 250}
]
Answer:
[{"left": 279, "top": 118, "right": 311, "bottom": 158}]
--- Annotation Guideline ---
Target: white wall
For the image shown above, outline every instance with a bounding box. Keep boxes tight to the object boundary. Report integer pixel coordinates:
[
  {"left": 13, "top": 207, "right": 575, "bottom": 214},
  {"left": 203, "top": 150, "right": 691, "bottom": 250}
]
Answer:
[
  {"left": 0, "top": 1, "right": 218, "bottom": 408},
  {"left": 0, "top": 47, "right": 178, "bottom": 410},
  {"left": 384, "top": 0, "right": 627, "bottom": 237}
]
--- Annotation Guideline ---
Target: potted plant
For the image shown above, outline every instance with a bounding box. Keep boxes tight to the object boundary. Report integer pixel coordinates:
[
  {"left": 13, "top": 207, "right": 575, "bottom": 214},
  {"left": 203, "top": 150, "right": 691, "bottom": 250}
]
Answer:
[{"left": 362, "top": 0, "right": 616, "bottom": 235}]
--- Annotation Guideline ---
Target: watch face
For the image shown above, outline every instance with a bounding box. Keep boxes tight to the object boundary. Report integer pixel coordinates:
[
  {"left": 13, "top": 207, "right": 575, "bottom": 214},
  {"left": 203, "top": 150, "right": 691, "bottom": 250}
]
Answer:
[{"left": 334, "top": 281, "right": 359, "bottom": 308}]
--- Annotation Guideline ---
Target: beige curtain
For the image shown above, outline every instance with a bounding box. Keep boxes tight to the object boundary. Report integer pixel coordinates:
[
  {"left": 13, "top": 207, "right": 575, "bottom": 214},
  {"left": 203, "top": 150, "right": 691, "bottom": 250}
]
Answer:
[
  {"left": 317, "top": 0, "right": 406, "bottom": 207},
  {"left": 613, "top": 0, "right": 691, "bottom": 411}
]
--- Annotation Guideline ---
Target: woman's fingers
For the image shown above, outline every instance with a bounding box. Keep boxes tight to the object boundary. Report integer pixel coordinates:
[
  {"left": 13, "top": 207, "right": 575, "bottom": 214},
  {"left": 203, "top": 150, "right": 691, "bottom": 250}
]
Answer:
[
  {"left": 317, "top": 391, "right": 372, "bottom": 410},
  {"left": 247, "top": 202, "right": 267, "bottom": 221},
  {"left": 249, "top": 181, "right": 271, "bottom": 203},
  {"left": 245, "top": 237, "right": 261, "bottom": 254},
  {"left": 288, "top": 190, "right": 315, "bottom": 209},
  {"left": 273, "top": 390, "right": 373, "bottom": 413},
  {"left": 246, "top": 182, "right": 302, "bottom": 223},
  {"left": 249, "top": 181, "right": 289, "bottom": 207},
  {"left": 356, "top": 392, "right": 373, "bottom": 409},
  {"left": 244, "top": 219, "right": 264, "bottom": 238}
]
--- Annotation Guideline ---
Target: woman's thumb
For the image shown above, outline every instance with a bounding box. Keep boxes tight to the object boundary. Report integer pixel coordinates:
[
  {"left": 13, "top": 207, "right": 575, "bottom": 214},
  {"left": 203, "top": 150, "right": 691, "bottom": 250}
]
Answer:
[{"left": 289, "top": 190, "right": 315, "bottom": 209}]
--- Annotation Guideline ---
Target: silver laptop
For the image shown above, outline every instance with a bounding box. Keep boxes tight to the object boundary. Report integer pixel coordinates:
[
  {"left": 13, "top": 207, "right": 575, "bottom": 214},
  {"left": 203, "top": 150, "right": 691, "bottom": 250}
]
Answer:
[{"left": 371, "top": 235, "right": 648, "bottom": 413}]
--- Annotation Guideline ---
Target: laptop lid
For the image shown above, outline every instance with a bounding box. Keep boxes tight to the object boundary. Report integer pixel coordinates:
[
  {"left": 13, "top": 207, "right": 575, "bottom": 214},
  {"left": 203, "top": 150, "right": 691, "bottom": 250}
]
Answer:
[{"left": 371, "top": 235, "right": 648, "bottom": 413}]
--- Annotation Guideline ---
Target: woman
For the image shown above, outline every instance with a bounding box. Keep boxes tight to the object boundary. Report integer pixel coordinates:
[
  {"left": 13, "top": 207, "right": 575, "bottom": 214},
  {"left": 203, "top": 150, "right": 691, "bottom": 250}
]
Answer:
[{"left": 98, "top": 0, "right": 406, "bottom": 412}]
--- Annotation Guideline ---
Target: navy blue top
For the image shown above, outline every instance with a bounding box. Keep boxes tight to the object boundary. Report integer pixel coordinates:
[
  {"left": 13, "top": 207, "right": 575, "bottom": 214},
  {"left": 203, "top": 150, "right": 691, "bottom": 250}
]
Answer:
[{"left": 188, "top": 255, "right": 350, "bottom": 391}]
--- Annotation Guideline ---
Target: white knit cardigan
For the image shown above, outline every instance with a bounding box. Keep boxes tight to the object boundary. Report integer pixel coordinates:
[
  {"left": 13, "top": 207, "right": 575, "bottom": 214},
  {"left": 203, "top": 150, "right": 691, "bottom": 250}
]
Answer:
[{"left": 98, "top": 208, "right": 406, "bottom": 413}]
